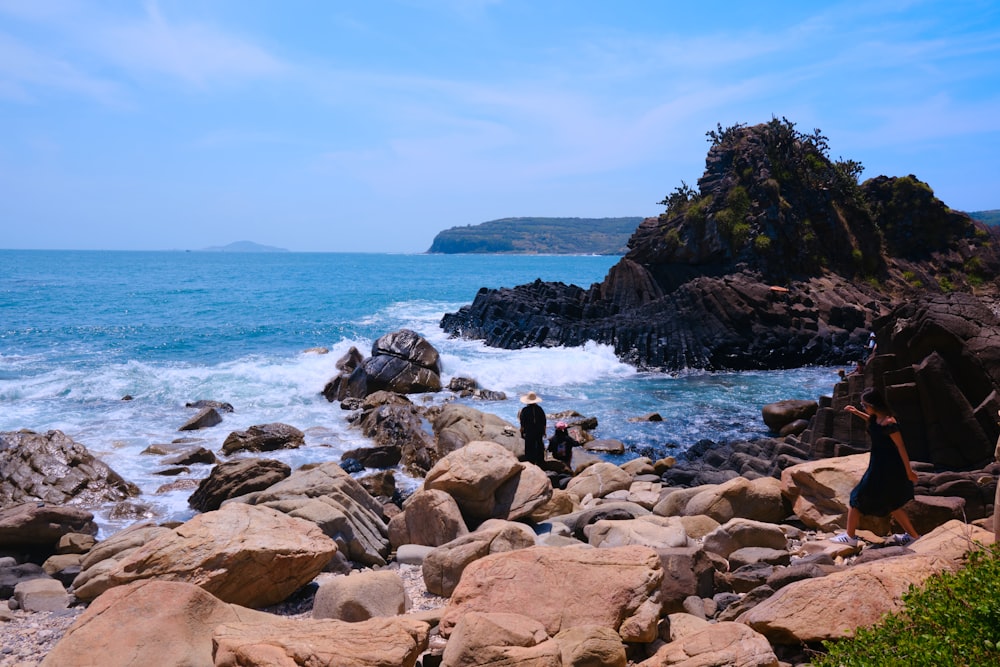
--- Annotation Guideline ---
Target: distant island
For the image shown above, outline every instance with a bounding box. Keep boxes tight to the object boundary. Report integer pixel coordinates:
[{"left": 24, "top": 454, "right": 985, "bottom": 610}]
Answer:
[
  {"left": 199, "top": 241, "right": 289, "bottom": 253},
  {"left": 427, "top": 217, "right": 643, "bottom": 255},
  {"left": 969, "top": 209, "right": 1000, "bottom": 226}
]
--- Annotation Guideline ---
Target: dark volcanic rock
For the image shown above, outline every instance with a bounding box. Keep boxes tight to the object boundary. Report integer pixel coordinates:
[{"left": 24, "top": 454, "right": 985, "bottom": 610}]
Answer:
[
  {"left": 188, "top": 458, "right": 292, "bottom": 512},
  {"left": 221, "top": 423, "right": 305, "bottom": 455},
  {"left": 441, "top": 119, "right": 1000, "bottom": 371},
  {"left": 0, "top": 430, "right": 139, "bottom": 507},
  {"left": 322, "top": 330, "right": 443, "bottom": 400}
]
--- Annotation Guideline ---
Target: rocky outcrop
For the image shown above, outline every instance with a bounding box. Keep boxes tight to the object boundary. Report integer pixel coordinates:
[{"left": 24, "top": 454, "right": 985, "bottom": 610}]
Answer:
[
  {"left": 323, "top": 330, "right": 442, "bottom": 401},
  {"left": 230, "top": 461, "right": 392, "bottom": 567},
  {"left": 40, "top": 580, "right": 275, "bottom": 667},
  {"left": 212, "top": 615, "right": 429, "bottom": 667},
  {"left": 0, "top": 503, "right": 97, "bottom": 552},
  {"left": 0, "top": 430, "right": 139, "bottom": 507},
  {"left": 187, "top": 458, "right": 292, "bottom": 512},
  {"left": 441, "top": 120, "right": 1000, "bottom": 370},
  {"left": 439, "top": 545, "right": 665, "bottom": 643},
  {"left": 221, "top": 423, "right": 305, "bottom": 455},
  {"left": 72, "top": 503, "right": 337, "bottom": 606}
]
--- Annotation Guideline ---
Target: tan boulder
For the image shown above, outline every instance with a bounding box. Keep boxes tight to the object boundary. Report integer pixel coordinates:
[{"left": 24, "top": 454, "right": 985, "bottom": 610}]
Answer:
[
  {"left": 432, "top": 403, "right": 523, "bottom": 456},
  {"left": 553, "top": 625, "right": 627, "bottom": 667},
  {"left": 652, "top": 484, "right": 714, "bottom": 517},
  {"left": 71, "top": 522, "right": 184, "bottom": 594},
  {"left": 41, "top": 580, "right": 274, "bottom": 667},
  {"left": 676, "top": 514, "right": 721, "bottom": 540},
  {"left": 388, "top": 488, "right": 469, "bottom": 549},
  {"left": 313, "top": 570, "right": 409, "bottom": 621},
  {"left": 683, "top": 476, "right": 789, "bottom": 524},
  {"left": 213, "top": 615, "right": 430, "bottom": 667},
  {"left": 627, "top": 480, "right": 664, "bottom": 510},
  {"left": 231, "top": 461, "right": 390, "bottom": 567},
  {"left": 780, "top": 454, "right": 889, "bottom": 532},
  {"left": 72, "top": 503, "right": 337, "bottom": 607},
  {"left": 439, "top": 545, "right": 664, "bottom": 643},
  {"left": 440, "top": 611, "right": 561, "bottom": 667},
  {"left": 564, "top": 462, "right": 633, "bottom": 500},
  {"left": 422, "top": 519, "right": 538, "bottom": 597},
  {"left": 701, "top": 518, "right": 788, "bottom": 559},
  {"left": 739, "top": 520, "right": 995, "bottom": 644},
  {"left": 585, "top": 515, "right": 689, "bottom": 549},
  {"left": 423, "top": 440, "right": 524, "bottom": 519},
  {"left": 620, "top": 457, "right": 657, "bottom": 477},
  {"left": 14, "top": 578, "right": 69, "bottom": 612},
  {"left": 528, "top": 487, "right": 583, "bottom": 522},
  {"left": 637, "top": 621, "right": 778, "bottom": 667},
  {"left": 493, "top": 462, "right": 553, "bottom": 521}
]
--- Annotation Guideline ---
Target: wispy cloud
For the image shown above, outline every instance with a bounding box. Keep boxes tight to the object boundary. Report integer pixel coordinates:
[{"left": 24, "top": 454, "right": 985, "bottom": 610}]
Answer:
[
  {"left": 92, "top": 1, "right": 286, "bottom": 89},
  {"left": 0, "top": 31, "right": 124, "bottom": 104}
]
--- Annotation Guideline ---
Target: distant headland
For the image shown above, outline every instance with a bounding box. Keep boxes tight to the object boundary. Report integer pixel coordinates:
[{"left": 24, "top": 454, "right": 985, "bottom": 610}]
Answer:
[
  {"left": 426, "top": 217, "right": 643, "bottom": 255},
  {"left": 199, "top": 241, "right": 289, "bottom": 253}
]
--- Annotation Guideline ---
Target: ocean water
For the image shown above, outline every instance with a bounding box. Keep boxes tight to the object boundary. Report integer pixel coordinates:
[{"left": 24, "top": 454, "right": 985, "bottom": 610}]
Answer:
[{"left": 1, "top": 250, "right": 838, "bottom": 535}]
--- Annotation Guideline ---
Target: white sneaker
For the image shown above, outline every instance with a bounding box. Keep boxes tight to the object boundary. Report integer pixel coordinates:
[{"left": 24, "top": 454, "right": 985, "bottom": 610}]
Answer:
[
  {"left": 830, "top": 533, "right": 859, "bottom": 547},
  {"left": 890, "top": 532, "right": 915, "bottom": 546}
]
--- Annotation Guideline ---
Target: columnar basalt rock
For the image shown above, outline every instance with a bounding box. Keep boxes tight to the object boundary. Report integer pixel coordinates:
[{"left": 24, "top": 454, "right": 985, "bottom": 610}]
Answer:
[{"left": 441, "top": 121, "right": 1000, "bottom": 371}]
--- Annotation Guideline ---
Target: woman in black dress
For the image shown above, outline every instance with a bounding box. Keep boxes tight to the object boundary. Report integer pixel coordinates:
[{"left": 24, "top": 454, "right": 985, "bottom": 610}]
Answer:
[{"left": 831, "top": 388, "right": 920, "bottom": 547}]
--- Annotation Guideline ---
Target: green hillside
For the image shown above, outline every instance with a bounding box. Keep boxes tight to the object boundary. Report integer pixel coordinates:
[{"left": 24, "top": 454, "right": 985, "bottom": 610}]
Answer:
[
  {"left": 969, "top": 209, "right": 1000, "bottom": 226},
  {"left": 427, "top": 217, "right": 643, "bottom": 255}
]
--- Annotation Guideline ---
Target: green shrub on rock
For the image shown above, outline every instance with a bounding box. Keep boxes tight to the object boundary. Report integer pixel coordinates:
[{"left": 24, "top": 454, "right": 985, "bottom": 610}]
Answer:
[{"left": 811, "top": 541, "right": 1000, "bottom": 667}]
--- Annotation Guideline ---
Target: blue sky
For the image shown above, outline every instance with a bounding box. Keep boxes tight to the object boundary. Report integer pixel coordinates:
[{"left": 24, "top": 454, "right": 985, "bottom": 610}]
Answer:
[{"left": 1, "top": 1, "right": 998, "bottom": 252}]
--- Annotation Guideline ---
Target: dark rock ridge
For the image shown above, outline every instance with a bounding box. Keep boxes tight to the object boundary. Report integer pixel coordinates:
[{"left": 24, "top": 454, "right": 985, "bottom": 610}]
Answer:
[{"left": 441, "top": 118, "right": 1000, "bottom": 370}]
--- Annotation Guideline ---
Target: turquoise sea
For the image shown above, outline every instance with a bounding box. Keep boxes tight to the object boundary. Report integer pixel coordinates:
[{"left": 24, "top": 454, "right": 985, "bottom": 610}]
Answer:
[{"left": 1, "top": 250, "right": 837, "bottom": 535}]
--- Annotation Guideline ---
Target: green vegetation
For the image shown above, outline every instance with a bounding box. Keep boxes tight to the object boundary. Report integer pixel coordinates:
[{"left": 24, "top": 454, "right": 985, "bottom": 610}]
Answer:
[
  {"left": 812, "top": 541, "right": 1000, "bottom": 667},
  {"left": 968, "top": 209, "right": 1000, "bottom": 226},
  {"left": 427, "top": 217, "right": 642, "bottom": 255}
]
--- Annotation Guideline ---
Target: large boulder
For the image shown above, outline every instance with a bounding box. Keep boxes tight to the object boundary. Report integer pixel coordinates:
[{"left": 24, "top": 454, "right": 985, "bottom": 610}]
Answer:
[
  {"left": 440, "top": 611, "right": 562, "bottom": 667},
  {"left": 761, "top": 399, "right": 818, "bottom": 433},
  {"left": 187, "top": 458, "right": 291, "bottom": 512},
  {"left": 780, "top": 454, "right": 891, "bottom": 533},
  {"left": 739, "top": 520, "right": 994, "bottom": 644},
  {"left": 564, "top": 461, "right": 633, "bottom": 500},
  {"left": 388, "top": 489, "right": 468, "bottom": 549},
  {"left": 71, "top": 503, "right": 337, "bottom": 607},
  {"left": 439, "top": 545, "right": 665, "bottom": 643},
  {"left": 431, "top": 403, "right": 523, "bottom": 457},
  {"left": 422, "top": 519, "right": 538, "bottom": 597},
  {"left": 338, "top": 329, "right": 443, "bottom": 399},
  {"left": 0, "top": 430, "right": 139, "bottom": 507},
  {"left": 40, "top": 580, "right": 275, "bottom": 667},
  {"left": 423, "top": 440, "right": 528, "bottom": 521},
  {"left": 0, "top": 503, "right": 97, "bottom": 551},
  {"left": 212, "top": 616, "right": 430, "bottom": 667},
  {"left": 669, "top": 476, "right": 790, "bottom": 524},
  {"left": 230, "top": 461, "right": 391, "bottom": 567},
  {"left": 312, "top": 570, "right": 409, "bottom": 621},
  {"left": 637, "top": 621, "right": 778, "bottom": 667}
]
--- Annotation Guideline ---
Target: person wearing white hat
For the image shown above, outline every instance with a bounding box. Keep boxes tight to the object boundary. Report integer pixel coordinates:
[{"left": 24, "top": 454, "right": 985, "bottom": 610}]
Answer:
[{"left": 518, "top": 391, "right": 546, "bottom": 466}]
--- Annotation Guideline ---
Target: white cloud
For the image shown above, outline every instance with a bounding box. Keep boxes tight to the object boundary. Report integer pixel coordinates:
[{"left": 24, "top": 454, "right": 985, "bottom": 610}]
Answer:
[{"left": 92, "top": 1, "right": 286, "bottom": 88}]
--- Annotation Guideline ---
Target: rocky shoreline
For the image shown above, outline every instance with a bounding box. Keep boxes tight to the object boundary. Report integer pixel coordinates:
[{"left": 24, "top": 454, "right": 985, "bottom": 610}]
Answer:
[{"left": 2, "top": 294, "right": 1000, "bottom": 666}]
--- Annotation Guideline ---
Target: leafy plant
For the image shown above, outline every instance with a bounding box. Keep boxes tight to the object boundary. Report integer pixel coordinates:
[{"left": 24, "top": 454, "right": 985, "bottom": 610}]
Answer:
[{"left": 811, "top": 541, "right": 1000, "bottom": 667}]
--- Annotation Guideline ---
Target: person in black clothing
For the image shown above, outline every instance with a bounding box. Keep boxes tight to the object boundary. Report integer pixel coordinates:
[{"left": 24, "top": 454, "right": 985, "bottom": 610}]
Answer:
[
  {"left": 518, "top": 391, "right": 546, "bottom": 466},
  {"left": 831, "top": 387, "right": 920, "bottom": 547},
  {"left": 548, "top": 421, "right": 577, "bottom": 467}
]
